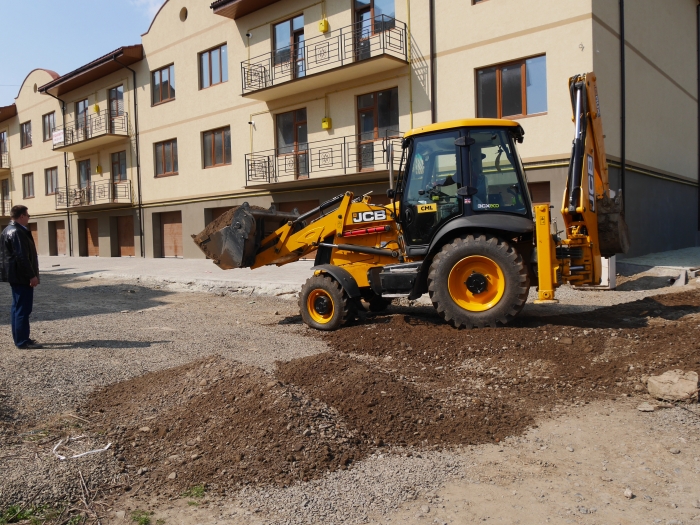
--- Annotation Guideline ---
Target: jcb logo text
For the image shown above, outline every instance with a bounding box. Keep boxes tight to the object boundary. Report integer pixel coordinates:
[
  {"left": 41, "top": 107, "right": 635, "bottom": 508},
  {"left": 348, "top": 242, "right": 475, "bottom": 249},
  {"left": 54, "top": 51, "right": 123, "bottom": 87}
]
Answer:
[{"left": 351, "top": 210, "right": 387, "bottom": 223}]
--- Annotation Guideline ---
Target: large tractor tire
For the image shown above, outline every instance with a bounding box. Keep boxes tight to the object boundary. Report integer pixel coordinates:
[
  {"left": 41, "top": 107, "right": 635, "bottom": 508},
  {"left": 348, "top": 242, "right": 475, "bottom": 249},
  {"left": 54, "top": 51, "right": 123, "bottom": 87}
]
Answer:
[
  {"left": 299, "top": 274, "right": 352, "bottom": 331},
  {"left": 427, "top": 234, "right": 529, "bottom": 328}
]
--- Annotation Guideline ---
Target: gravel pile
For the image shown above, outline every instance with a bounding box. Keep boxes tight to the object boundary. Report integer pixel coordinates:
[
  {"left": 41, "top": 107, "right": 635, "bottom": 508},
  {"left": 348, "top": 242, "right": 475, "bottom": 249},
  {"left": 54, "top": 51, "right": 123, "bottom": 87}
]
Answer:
[{"left": 240, "top": 450, "right": 463, "bottom": 524}]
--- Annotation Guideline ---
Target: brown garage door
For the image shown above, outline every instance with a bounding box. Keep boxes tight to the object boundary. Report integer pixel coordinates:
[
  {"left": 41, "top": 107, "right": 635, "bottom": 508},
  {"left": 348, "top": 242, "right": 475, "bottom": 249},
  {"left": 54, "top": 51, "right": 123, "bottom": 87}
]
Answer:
[
  {"left": 528, "top": 182, "right": 551, "bottom": 204},
  {"left": 161, "top": 211, "right": 182, "bottom": 257},
  {"left": 85, "top": 218, "right": 99, "bottom": 256},
  {"left": 210, "top": 206, "right": 233, "bottom": 223},
  {"left": 117, "top": 215, "right": 135, "bottom": 257},
  {"left": 29, "top": 223, "right": 38, "bottom": 251},
  {"left": 51, "top": 221, "right": 66, "bottom": 255}
]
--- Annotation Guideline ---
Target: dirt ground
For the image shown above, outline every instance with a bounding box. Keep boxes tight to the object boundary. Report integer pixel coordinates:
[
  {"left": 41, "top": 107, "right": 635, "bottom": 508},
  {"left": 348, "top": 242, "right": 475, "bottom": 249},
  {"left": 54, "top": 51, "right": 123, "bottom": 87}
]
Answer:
[{"left": 1, "top": 269, "right": 700, "bottom": 524}]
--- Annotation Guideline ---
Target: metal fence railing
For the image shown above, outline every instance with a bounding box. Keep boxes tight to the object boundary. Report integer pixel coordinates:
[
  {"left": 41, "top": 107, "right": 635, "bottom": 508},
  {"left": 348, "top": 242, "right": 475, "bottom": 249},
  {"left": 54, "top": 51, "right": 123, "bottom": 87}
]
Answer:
[
  {"left": 0, "top": 151, "right": 8, "bottom": 169},
  {"left": 55, "top": 179, "right": 132, "bottom": 209},
  {"left": 0, "top": 201, "right": 11, "bottom": 216},
  {"left": 245, "top": 131, "right": 402, "bottom": 184},
  {"left": 241, "top": 15, "right": 407, "bottom": 95},
  {"left": 52, "top": 110, "right": 129, "bottom": 150}
]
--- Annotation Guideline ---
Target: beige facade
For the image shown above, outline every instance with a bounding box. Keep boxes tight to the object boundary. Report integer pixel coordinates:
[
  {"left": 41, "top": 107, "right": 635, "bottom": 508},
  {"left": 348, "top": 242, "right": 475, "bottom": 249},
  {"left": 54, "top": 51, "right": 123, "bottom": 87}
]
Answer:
[{"left": 0, "top": 0, "right": 697, "bottom": 259}]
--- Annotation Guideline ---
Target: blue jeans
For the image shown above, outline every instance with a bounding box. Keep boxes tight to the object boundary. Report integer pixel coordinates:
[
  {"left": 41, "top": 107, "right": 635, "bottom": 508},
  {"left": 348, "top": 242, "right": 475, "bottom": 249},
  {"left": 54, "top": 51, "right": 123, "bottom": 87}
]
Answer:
[{"left": 11, "top": 284, "right": 33, "bottom": 347}]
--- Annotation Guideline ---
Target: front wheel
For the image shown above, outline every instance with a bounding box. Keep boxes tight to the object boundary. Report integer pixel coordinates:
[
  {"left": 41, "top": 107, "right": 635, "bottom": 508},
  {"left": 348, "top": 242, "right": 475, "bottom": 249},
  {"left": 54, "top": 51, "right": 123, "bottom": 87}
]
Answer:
[
  {"left": 427, "top": 234, "right": 529, "bottom": 328},
  {"left": 299, "top": 274, "right": 351, "bottom": 331}
]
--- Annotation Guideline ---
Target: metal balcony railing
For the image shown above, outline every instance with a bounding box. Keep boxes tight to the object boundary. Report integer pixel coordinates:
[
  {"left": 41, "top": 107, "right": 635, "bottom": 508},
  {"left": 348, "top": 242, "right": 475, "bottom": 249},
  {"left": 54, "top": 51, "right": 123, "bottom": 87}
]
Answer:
[
  {"left": 241, "top": 15, "right": 407, "bottom": 94},
  {"left": 245, "top": 131, "right": 402, "bottom": 184},
  {"left": 0, "top": 200, "right": 11, "bottom": 216},
  {"left": 52, "top": 109, "right": 129, "bottom": 150},
  {"left": 0, "top": 151, "right": 8, "bottom": 169},
  {"left": 55, "top": 179, "right": 132, "bottom": 209}
]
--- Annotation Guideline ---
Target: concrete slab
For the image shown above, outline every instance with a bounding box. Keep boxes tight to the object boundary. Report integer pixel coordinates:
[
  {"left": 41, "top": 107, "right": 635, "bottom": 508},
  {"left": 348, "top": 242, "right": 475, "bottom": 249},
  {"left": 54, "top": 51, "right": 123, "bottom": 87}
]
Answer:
[
  {"left": 39, "top": 255, "right": 314, "bottom": 297},
  {"left": 621, "top": 246, "right": 700, "bottom": 269}
]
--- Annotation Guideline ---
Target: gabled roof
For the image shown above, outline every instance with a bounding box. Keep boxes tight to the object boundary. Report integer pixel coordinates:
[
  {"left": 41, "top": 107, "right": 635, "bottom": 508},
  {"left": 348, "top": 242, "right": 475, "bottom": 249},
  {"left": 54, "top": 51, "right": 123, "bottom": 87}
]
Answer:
[
  {"left": 39, "top": 45, "right": 143, "bottom": 97},
  {"left": 210, "top": 0, "right": 281, "bottom": 20},
  {"left": 0, "top": 104, "right": 17, "bottom": 124}
]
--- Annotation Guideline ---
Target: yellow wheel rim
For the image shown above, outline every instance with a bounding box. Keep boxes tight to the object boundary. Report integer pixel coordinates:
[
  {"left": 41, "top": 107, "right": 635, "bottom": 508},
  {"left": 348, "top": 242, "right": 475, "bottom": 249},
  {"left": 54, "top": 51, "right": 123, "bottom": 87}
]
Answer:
[
  {"left": 448, "top": 255, "right": 505, "bottom": 312},
  {"left": 307, "top": 289, "right": 335, "bottom": 324}
]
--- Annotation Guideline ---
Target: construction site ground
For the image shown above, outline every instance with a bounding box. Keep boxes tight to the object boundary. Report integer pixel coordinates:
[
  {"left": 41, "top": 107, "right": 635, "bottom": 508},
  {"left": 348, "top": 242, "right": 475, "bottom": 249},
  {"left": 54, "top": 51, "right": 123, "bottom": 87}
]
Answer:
[{"left": 1, "top": 257, "right": 700, "bottom": 525}]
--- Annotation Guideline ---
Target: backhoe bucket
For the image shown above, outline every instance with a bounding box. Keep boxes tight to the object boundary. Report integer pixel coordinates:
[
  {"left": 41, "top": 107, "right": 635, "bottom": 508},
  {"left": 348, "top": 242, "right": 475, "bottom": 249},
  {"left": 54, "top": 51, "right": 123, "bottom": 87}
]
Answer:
[
  {"left": 192, "top": 203, "right": 299, "bottom": 269},
  {"left": 597, "top": 192, "right": 630, "bottom": 257}
]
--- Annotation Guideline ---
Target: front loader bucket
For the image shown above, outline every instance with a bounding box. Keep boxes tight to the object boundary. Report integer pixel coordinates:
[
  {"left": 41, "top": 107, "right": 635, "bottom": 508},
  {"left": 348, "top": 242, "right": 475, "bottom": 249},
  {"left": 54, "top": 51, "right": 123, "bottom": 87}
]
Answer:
[
  {"left": 597, "top": 192, "right": 631, "bottom": 257},
  {"left": 192, "top": 203, "right": 299, "bottom": 269}
]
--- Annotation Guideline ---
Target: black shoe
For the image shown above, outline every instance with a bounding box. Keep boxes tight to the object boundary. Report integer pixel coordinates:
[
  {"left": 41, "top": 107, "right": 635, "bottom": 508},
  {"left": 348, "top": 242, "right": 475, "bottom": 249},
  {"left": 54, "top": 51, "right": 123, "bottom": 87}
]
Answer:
[
  {"left": 17, "top": 342, "right": 43, "bottom": 349},
  {"left": 28, "top": 338, "right": 38, "bottom": 345}
]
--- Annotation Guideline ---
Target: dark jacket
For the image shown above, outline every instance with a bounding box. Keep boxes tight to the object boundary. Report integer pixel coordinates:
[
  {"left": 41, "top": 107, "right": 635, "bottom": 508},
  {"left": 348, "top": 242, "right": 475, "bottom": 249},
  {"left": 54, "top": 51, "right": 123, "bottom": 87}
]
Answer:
[{"left": 0, "top": 221, "right": 39, "bottom": 286}]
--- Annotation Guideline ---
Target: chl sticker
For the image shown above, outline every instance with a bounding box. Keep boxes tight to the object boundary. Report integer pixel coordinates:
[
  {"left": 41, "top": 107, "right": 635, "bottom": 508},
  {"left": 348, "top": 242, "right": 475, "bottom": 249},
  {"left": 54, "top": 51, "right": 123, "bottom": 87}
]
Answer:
[
  {"left": 351, "top": 209, "right": 387, "bottom": 223},
  {"left": 587, "top": 154, "right": 595, "bottom": 212},
  {"left": 417, "top": 203, "right": 437, "bottom": 213}
]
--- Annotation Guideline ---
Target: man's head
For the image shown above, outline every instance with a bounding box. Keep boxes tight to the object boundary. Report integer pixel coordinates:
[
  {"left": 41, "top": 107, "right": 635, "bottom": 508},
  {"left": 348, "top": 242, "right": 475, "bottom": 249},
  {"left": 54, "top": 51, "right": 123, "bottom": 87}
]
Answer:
[{"left": 10, "top": 205, "right": 29, "bottom": 227}]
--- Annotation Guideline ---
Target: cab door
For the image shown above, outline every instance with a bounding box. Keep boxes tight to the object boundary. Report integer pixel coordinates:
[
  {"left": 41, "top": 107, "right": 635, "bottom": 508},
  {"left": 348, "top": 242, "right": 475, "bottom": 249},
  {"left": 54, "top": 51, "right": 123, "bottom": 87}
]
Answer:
[{"left": 402, "top": 129, "right": 464, "bottom": 246}]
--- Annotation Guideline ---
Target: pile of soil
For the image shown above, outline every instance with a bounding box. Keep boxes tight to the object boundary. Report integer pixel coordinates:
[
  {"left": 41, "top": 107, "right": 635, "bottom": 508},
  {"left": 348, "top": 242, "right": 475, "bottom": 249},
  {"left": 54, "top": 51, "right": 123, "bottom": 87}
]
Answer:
[
  {"left": 276, "top": 353, "right": 529, "bottom": 446},
  {"left": 82, "top": 357, "right": 367, "bottom": 498},
  {"left": 80, "top": 289, "right": 700, "bottom": 499}
]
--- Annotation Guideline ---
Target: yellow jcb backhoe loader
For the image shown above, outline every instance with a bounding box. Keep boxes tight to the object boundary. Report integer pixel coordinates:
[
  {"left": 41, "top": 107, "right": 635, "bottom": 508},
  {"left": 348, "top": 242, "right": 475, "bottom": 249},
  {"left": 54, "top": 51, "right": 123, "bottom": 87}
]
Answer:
[{"left": 193, "top": 72, "right": 629, "bottom": 330}]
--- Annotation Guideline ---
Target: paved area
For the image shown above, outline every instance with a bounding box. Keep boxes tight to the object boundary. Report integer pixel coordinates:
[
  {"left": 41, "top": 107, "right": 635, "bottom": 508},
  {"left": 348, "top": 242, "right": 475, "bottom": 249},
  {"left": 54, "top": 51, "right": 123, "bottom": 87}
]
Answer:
[
  {"left": 39, "top": 255, "right": 314, "bottom": 296},
  {"left": 622, "top": 246, "right": 700, "bottom": 269}
]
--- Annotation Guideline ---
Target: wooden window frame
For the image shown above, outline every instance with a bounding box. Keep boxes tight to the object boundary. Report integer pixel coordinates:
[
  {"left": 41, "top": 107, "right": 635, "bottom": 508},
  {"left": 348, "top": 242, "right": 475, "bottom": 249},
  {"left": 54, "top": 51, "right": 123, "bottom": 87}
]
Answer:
[
  {"left": 199, "top": 44, "right": 228, "bottom": 90},
  {"left": 111, "top": 151, "right": 128, "bottom": 182},
  {"left": 20, "top": 121, "right": 32, "bottom": 149},
  {"left": 45, "top": 167, "right": 59, "bottom": 195},
  {"left": 273, "top": 15, "right": 305, "bottom": 74},
  {"left": 275, "top": 109, "right": 308, "bottom": 180},
  {"left": 23, "top": 173, "right": 35, "bottom": 199},
  {"left": 152, "top": 64, "right": 176, "bottom": 106},
  {"left": 476, "top": 55, "right": 547, "bottom": 119},
  {"left": 42, "top": 112, "right": 56, "bottom": 142},
  {"left": 75, "top": 99, "right": 89, "bottom": 122},
  {"left": 355, "top": 87, "right": 399, "bottom": 172},
  {"left": 154, "top": 139, "right": 179, "bottom": 178},
  {"left": 202, "top": 127, "right": 231, "bottom": 169}
]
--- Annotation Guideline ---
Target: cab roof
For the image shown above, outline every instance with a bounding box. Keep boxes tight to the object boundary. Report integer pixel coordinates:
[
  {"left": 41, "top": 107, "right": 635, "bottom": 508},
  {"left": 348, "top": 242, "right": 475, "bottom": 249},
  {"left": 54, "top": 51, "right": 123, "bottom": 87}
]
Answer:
[{"left": 404, "top": 118, "right": 521, "bottom": 139}]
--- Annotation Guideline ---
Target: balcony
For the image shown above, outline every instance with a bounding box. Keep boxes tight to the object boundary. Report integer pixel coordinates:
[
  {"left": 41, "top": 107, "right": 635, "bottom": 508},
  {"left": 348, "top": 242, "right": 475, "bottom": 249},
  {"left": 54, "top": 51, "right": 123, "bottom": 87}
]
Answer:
[
  {"left": 55, "top": 180, "right": 132, "bottom": 210},
  {"left": 0, "top": 200, "right": 11, "bottom": 217},
  {"left": 0, "top": 152, "right": 8, "bottom": 174},
  {"left": 52, "top": 110, "right": 129, "bottom": 153},
  {"left": 241, "top": 16, "right": 407, "bottom": 101},
  {"left": 245, "top": 132, "right": 402, "bottom": 187}
]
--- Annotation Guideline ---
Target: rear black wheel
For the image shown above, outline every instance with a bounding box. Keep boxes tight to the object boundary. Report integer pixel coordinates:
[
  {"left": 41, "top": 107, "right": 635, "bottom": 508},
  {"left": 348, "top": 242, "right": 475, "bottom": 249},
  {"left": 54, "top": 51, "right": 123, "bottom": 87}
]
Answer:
[
  {"left": 299, "top": 274, "right": 351, "bottom": 331},
  {"left": 427, "top": 234, "right": 529, "bottom": 328}
]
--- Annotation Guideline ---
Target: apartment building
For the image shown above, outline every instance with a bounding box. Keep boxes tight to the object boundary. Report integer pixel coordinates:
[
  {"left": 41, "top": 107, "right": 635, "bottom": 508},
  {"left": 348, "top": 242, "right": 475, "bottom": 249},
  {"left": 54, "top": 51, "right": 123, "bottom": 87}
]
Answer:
[{"left": 1, "top": 0, "right": 697, "bottom": 259}]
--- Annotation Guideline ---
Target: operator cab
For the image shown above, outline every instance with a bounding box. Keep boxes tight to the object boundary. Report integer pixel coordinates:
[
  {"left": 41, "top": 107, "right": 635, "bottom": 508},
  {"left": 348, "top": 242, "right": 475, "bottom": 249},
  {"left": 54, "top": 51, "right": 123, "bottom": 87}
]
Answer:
[{"left": 397, "top": 119, "right": 532, "bottom": 247}]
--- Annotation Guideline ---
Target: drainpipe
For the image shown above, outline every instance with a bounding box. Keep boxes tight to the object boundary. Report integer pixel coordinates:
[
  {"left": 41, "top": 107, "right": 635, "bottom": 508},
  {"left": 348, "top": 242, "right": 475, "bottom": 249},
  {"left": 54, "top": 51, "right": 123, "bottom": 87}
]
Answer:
[
  {"left": 114, "top": 57, "right": 145, "bottom": 258},
  {"left": 619, "top": 0, "right": 626, "bottom": 198},
  {"left": 44, "top": 91, "right": 73, "bottom": 257},
  {"left": 429, "top": 0, "right": 437, "bottom": 123}
]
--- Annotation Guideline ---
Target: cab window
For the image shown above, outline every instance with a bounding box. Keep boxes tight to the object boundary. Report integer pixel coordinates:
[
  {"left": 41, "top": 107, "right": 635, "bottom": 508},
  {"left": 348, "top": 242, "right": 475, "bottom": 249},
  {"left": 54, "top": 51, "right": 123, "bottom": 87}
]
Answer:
[{"left": 469, "top": 129, "right": 527, "bottom": 215}]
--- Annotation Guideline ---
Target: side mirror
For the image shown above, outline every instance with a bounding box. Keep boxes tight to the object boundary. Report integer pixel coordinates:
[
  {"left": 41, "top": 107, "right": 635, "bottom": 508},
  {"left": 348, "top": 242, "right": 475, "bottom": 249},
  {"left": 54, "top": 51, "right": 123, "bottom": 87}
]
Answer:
[
  {"left": 457, "top": 186, "right": 479, "bottom": 196},
  {"left": 454, "top": 136, "right": 476, "bottom": 147},
  {"left": 386, "top": 188, "right": 395, "bottom": 199}
]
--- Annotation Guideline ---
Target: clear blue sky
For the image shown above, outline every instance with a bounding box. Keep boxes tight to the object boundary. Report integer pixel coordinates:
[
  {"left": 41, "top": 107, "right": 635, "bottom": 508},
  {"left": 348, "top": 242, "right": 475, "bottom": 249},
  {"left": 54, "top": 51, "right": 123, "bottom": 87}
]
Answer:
[{"left": 0, "top": 0, "right": 163, "bottom": 106}]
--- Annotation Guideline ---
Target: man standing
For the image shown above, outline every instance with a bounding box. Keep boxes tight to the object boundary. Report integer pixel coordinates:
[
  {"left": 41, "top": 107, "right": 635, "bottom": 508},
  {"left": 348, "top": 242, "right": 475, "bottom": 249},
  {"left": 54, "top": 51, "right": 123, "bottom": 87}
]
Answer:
[{"left": 1, "top": 205, "right": 42, "bottom": 349}]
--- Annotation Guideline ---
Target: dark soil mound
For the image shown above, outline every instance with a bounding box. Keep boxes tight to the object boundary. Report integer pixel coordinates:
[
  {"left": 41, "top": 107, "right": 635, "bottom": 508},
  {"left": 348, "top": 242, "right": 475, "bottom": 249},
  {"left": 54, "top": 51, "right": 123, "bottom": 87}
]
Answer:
[
  {"left": 276, "top": 352, "right": 530, "bottom": 446},
  {"left": 83, "top": 357, "right": 366, "bottom": 498}
]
